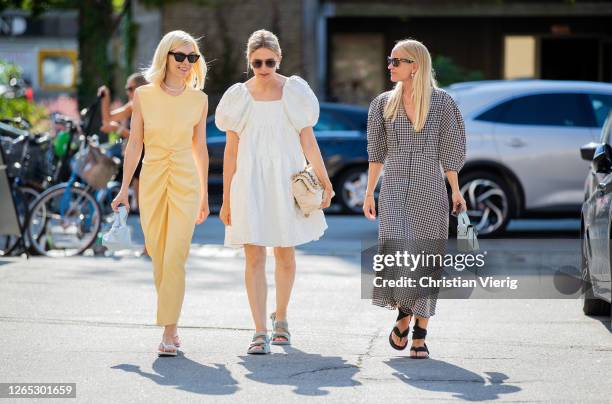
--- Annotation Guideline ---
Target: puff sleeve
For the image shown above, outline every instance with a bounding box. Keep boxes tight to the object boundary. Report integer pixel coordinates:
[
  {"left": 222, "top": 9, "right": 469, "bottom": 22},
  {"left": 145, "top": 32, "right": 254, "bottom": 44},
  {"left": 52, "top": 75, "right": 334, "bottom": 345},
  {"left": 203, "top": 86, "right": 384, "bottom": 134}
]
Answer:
[
  {"left": 367, "top": 94, "right": 388, "bottom": 163},
  {"left": 283, "top": 76, "right": 320, "bottom": 133},
  {"left": 438, "top": 90, "right": 466, "bottom": 172},
  {"left": 215, "top": 83, "right": 251, "bottom": 134}
]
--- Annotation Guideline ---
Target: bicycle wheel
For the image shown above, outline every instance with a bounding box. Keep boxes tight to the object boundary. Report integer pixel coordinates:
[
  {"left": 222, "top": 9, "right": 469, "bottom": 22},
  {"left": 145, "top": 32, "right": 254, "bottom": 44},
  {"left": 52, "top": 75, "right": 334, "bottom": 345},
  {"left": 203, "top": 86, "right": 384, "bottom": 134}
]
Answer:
[
  {"left": 26, "top": 183, "right": 101, "bottom": 257},
  {"left": 0, "top": 186, "right": 39, "bottom": 256}
]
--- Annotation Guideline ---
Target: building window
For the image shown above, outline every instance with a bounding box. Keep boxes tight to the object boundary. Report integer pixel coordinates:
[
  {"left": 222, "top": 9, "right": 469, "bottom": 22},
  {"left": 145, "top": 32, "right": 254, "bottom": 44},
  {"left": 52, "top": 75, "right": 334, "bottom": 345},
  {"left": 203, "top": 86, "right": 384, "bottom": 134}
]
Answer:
[
  {"left": 330, "top": 33, "right": 384, "bottom": 105},
  {"left": 504, "top": 36, "right": 537, "bottom": 80},
  {"left": 38, "top": 49, "right": 77, "bottom": 91}
]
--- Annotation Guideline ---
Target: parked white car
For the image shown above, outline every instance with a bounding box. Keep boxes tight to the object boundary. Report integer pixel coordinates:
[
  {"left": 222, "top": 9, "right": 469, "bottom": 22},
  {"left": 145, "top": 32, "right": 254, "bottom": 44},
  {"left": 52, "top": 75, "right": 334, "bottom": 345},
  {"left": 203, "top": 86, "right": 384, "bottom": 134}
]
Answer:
[{"left": 447, "top": 80, "right": 612, "bottom": 236}]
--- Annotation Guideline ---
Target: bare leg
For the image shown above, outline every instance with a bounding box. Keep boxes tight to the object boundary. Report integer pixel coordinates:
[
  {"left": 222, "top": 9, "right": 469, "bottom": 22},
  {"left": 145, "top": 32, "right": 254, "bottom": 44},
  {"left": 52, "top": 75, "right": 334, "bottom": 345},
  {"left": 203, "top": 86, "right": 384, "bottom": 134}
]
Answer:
[
  {"left": 244, "top": 244, "right": 267, "bottom": 351},
  {"left": 159, "top": 324, "right": 178, "bottom": 353},
  {"left": 272, "top": 247, "right": 295, "bottom": 342}
]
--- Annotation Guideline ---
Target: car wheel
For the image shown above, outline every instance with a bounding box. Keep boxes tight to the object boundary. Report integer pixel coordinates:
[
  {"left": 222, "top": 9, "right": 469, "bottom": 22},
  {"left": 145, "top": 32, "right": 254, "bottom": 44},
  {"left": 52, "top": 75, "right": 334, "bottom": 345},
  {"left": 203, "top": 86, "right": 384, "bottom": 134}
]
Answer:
[
  {"left": 581, "top": 230, "right": 612, "bottom": 316},
  {"left": 336, "top": 166, "right": 368, "bottom": 214},
  {"left": 456, "top": 171, "right": 514, "bottom": 237}
]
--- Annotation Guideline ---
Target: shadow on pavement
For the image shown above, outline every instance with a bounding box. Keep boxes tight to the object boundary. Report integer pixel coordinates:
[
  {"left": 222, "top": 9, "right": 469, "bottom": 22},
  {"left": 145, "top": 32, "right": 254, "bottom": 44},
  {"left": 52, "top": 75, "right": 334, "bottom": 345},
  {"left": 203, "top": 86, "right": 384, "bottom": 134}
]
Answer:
[
  {"left": 238, "top": 345, "right": 360, "bottom": 396},
  {"left": 385, "top": 358, "right": 521, "bottom": 401},
  {"left": 111, "top": 352, "right": 238, "bottom": 395}
]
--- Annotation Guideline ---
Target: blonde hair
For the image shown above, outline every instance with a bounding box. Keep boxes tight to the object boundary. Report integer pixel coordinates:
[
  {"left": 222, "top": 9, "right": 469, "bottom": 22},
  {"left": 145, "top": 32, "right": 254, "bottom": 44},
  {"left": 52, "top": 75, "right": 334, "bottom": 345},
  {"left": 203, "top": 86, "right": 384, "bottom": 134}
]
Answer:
[
  {"left": 144, "top": 30, "right": 206, "bottom": 90},
  {"left": 383, "top": 39, "right": 437, "bottom": 132},
  {"left": 245, "top": 29, "right": 282, "bottom": 72}
]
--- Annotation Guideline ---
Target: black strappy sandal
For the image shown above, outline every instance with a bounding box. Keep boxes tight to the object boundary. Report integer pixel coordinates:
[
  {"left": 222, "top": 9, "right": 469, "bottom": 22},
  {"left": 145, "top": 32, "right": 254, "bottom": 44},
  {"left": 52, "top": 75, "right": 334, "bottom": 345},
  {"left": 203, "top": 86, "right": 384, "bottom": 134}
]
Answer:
[
  {"left": 410, "top": 319, "right": 430, "bottom": 359},
  {"left": 388, "top": 310, "right": 411, "bottom": 351}
]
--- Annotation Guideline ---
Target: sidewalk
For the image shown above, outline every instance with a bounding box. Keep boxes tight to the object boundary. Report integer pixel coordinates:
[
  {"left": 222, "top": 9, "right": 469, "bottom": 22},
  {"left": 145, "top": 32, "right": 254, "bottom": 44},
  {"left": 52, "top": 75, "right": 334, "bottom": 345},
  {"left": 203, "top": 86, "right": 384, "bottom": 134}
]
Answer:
[{"left": 0, "top": 217, "right": 610, "bottom": 402}]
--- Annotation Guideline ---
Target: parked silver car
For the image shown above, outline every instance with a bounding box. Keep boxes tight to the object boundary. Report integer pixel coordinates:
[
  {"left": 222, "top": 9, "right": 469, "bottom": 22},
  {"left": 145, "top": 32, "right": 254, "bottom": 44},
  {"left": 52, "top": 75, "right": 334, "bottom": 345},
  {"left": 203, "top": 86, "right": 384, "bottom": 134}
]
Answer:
[
  {"left": 580, "top": 111, "right": 612, "bottom": 317},
  {"left": 447, "top": 80, "right": 612, "bottom": 236}
]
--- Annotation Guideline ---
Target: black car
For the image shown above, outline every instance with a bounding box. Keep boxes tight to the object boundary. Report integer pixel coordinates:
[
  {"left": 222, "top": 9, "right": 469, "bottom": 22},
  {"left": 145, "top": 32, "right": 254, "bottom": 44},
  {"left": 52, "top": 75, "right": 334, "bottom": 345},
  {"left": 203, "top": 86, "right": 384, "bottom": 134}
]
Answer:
[
  {"left": 580, "top": 111, "right": 612, "bottom": 318},
  {"left": 206, "top": 102, "right": 372, "bottom": 213}
]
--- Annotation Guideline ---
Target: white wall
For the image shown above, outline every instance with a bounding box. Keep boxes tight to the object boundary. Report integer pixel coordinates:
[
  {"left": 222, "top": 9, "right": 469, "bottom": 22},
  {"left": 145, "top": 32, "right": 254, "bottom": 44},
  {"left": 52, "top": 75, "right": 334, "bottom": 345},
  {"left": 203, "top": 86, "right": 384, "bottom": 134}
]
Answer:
[{"left": 0, "top": 36, "right": 77, "bottom": 92}]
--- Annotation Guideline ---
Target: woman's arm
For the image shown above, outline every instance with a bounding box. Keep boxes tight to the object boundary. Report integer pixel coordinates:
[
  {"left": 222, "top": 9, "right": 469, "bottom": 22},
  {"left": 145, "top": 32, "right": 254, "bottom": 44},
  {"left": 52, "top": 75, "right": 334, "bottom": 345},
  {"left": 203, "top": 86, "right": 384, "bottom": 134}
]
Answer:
[
  {"left": 363, "top": 95, "right": 387, "bottom": 220},
  {"left": 364, "top": 162, "right": 383, "bottom": 220},
  {"left": 299, "top": 127, "right": 334, "bottom": 208},
  {"left": 220, "top": 131, "right": 239, "bottom": 225},
  {"left": 111, "top": 92, "right": 143, "bottom": 211},
  {"left": 192, "top": 97, "right": 210, "bottom": 224},
  {"left": 100, "top": 121, "right": 130, "bottom": 138},
  {"left": 99, "top": 85, "right": 133, "bottom": 125},
  {"left": 439, "top": 93, "right": 467, "bottom": 215},
  {"left": 445, "top": 170, "right": 466, "bottom": 215},
  {"left": 108, "top": 103, "right": 133, "bottom": 123}
]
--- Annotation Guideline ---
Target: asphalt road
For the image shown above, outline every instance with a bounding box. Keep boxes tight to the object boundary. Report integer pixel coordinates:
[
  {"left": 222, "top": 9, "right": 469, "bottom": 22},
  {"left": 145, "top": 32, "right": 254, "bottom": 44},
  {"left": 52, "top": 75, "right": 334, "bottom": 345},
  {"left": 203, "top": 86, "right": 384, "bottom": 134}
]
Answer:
[{"left": 1, "top": 215, "right": 609, "bottom": 403}]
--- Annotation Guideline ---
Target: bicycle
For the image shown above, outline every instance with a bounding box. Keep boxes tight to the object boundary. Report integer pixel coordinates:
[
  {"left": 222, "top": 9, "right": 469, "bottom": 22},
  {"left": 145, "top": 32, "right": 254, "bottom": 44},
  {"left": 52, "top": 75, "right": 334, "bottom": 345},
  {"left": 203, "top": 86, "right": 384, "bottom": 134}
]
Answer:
[
  {"left": 0, "top": 126, "right": 45, "bottom": 256},
  {"left": 25, "top": 139, "right": 122, "bottom": 257}
]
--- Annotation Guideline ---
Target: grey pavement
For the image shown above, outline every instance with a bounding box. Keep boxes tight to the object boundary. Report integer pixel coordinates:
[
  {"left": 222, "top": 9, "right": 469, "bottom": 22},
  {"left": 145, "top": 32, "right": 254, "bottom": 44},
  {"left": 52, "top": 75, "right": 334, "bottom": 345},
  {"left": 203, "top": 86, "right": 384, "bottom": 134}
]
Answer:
[{"left": 0, "top": 216, "right": 610, "bottom": 403}]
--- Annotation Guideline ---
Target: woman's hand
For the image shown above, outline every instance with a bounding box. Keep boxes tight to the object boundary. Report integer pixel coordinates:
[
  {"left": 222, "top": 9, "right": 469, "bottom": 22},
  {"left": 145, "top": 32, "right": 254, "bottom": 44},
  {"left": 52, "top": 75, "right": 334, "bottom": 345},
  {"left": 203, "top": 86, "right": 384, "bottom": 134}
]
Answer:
[
  {"left": 219, "top": 200, "right": 231, "bottom": 226},
  {"left": 100, "top": 121, "right": 119, "bottom": 134},
  {"left": 320, "top": 185, "right": 335, "bottom": 209},
  {"left": 196, "top": 196, "right": 209, "bottom": 224},
  {"left": 111, "top": 188, "right": 130, "bottom": 212},
  {"left": 97, "top": 85, "right": 110, "bottom": 99},
  {"left": 451, "top": 191, "right": 467, "bottom": 215},
  {"left": 363, "top": 195, "right": 376, "bottom": 220}
]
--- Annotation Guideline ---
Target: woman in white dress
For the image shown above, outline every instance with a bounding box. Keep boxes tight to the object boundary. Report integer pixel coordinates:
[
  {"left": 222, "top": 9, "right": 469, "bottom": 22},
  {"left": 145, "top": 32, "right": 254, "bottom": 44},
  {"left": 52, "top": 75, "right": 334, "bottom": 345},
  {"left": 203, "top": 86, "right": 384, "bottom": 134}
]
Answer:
[{"left": 215, "top": 29, "right": 334, "bottom": 354}]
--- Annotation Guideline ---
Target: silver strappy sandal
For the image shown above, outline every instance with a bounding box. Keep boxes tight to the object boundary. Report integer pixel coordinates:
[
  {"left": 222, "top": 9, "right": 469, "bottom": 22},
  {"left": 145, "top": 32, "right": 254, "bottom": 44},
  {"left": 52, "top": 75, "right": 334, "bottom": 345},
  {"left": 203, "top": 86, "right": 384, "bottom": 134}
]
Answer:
[
  {"left": 270, "top": 312, "right": 291, "bottom": 345},
  {"left": 158, "top": 341, "right": 177, "bottom": 357},
  {"left": 247, "top": 332, "right": 270, "bottom": 354}
]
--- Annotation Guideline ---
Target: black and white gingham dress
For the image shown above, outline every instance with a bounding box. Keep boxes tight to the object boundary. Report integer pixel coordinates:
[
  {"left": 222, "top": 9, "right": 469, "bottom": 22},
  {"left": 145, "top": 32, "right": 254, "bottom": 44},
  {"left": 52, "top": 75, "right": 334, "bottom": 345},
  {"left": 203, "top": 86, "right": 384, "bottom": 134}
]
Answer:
[{"left": 367, "top": 87, "right": 466, "bottom": 318}]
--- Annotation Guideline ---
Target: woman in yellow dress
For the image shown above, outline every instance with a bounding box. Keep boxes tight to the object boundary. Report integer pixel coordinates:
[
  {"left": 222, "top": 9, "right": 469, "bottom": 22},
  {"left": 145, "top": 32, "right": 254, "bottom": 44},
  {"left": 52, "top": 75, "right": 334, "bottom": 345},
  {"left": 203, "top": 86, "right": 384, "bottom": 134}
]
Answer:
[{"left": 111, "top": 30, "right": 210, "bottom": 357}]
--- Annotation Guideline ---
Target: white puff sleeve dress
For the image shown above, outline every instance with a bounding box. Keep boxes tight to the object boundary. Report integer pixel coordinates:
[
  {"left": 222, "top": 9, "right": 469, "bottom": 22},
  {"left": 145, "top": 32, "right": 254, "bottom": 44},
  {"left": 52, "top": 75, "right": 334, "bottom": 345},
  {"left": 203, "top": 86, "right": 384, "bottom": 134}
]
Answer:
[{"left": 215, "top": 75, "right": 328, "bottom": 248}]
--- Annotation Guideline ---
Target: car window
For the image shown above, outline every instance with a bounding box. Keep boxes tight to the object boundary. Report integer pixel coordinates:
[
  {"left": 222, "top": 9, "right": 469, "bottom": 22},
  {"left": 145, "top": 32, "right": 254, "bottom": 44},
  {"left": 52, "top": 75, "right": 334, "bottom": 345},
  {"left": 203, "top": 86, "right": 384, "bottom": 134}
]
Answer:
[
  {"left": 475, "top": 93, "right": 595, "bottom": 127},
  {"left": 601, "top": 112, "right": 612, "bottom": 144},
  {"left": 206, "top": 118, "right": 225, "bottom": 138},
  {"left": 588, "top": 94, "right": 612, "bottom": 127},
  {"left": 314, "top": 110, "right": 354, "bottom": 131}
]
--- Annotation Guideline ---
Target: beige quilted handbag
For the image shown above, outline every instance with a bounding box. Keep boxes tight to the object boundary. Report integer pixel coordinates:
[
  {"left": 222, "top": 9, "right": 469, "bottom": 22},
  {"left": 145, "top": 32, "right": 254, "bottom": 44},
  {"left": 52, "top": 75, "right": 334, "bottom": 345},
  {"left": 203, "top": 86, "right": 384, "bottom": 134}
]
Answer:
[{"left": 291, "top": 164, "right": 323, "bottom": 217}]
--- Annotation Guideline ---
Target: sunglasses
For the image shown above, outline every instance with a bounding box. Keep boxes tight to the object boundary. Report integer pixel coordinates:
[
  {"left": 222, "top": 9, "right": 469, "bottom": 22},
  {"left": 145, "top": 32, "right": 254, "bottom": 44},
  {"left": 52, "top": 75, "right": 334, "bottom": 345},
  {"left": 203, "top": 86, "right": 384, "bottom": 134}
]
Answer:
[
  {"left": 387, "top": 57, "right": 415, "bottom": 67},
  {"left": 250, "top": 59, "right": 277, "bottom": 69},
  {"left": 168, "top": 51, "right": 200, "bottom": 63}
]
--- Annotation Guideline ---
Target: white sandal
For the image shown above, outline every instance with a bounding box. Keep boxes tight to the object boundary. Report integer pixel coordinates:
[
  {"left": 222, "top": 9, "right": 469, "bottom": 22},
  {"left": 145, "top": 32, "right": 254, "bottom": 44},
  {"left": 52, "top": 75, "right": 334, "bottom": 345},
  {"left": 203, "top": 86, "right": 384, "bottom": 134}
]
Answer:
[
  {"left": 270, "top": 312, "right": 291, "bottom": 345},
  {"left": 158, "top": 341, "right": 177, "bottom": 357},
  {"left": 173, "top": 334, "right": 181, "bottom": 348}
]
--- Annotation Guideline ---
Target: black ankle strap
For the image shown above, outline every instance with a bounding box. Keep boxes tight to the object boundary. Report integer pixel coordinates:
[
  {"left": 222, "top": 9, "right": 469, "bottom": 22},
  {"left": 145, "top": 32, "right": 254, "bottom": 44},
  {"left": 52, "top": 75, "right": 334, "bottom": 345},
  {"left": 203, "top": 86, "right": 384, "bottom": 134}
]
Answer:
[
  {"left": 412, "top": 324, "right": 427, "bottom": 339},
  {"left": 396, "top": 309, "right": 411, "bottom": 322}
]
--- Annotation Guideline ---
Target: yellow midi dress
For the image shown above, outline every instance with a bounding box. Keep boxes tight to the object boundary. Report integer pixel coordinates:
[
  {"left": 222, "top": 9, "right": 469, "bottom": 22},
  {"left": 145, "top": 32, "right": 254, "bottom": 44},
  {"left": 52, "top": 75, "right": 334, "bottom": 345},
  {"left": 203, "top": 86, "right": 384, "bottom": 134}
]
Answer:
[{"left": 135, "top": 83, "right": 206, "bottom": 326}]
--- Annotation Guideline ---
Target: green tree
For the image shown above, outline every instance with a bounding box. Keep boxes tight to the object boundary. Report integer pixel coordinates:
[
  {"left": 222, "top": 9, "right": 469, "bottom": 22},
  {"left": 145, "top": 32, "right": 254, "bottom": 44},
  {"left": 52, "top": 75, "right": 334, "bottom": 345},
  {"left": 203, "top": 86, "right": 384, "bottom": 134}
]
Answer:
[
  {"left": 433, "top": 55, "right": 485, "bottom": 88},
  {"left": 0, "top": 59, "right": 48, "bottom": 131}
]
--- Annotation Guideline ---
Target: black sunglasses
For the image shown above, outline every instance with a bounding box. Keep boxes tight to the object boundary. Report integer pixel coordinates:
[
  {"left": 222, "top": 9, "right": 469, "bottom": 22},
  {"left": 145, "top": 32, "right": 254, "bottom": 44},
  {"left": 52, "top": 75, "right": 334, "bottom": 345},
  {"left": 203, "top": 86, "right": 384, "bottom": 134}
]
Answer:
[
  {"left": 251, "top": 59, "right": 277, "bottom": 69},
  {"left": 387, "top": 57, "right": 414, "bottom": 67},
  {"left": 168, "top": 51, "right": 200, "bottom": 63}
]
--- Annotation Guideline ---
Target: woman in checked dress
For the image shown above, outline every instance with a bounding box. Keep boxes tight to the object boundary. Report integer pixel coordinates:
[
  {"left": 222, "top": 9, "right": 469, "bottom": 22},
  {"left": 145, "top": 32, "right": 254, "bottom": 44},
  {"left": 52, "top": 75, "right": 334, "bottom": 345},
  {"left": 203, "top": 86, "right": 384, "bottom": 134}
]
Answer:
[{"left": 363, "top": 39, "right": 467, "bottom": 359}]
